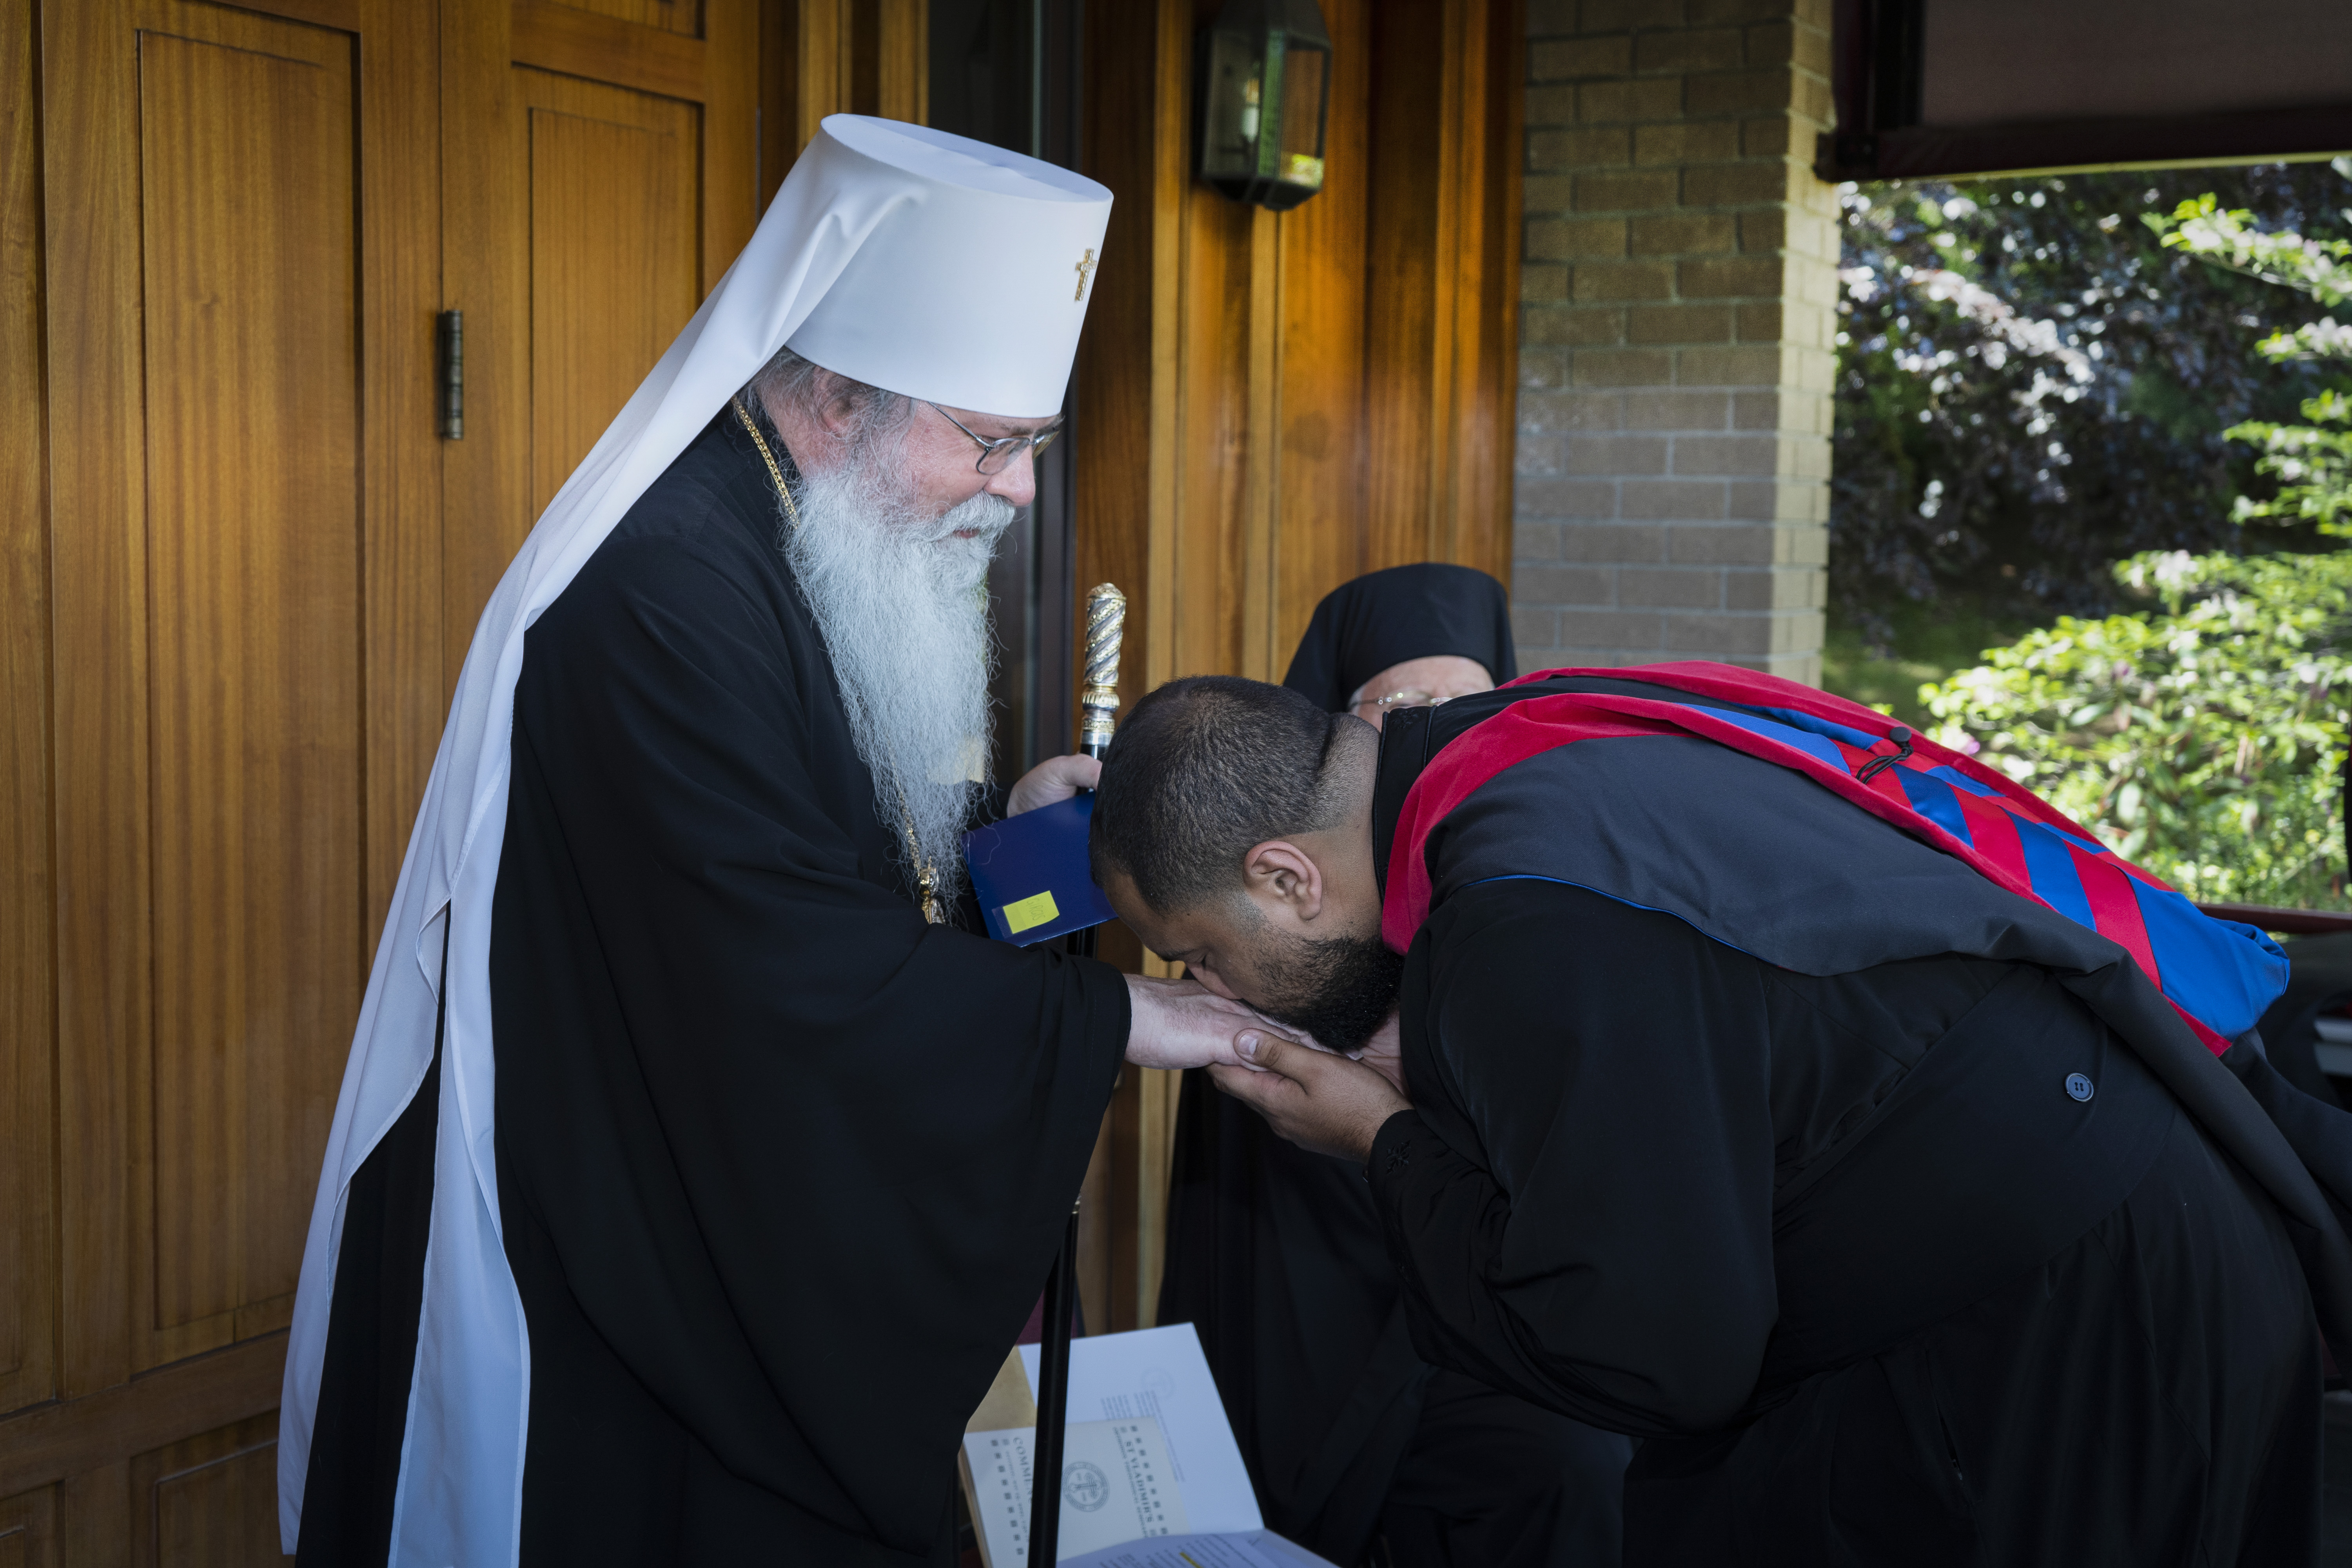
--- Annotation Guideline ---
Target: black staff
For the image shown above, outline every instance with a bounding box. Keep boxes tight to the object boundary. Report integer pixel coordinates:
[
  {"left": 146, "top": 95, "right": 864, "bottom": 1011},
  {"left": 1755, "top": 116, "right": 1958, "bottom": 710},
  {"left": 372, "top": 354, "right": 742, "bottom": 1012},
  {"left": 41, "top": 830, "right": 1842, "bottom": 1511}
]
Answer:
[{"left": 1031, "top": 583, "right": 1125, "bottom": 1567}]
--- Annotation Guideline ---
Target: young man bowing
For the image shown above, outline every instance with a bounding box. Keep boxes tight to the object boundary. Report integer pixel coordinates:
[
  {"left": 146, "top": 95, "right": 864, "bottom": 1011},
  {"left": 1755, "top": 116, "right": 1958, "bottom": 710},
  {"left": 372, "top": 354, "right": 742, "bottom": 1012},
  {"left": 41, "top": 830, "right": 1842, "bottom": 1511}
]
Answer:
[{"left": 1092, "top": 666, "right": 2352, "bottom": 1567}]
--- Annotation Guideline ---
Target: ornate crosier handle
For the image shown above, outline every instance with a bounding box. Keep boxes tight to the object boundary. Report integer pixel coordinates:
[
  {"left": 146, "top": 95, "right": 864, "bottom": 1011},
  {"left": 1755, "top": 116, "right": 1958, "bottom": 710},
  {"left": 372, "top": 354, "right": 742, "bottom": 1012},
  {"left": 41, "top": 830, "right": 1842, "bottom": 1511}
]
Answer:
[{"left": 1080, "top": 583, "right": 1126, "bottom": 760}]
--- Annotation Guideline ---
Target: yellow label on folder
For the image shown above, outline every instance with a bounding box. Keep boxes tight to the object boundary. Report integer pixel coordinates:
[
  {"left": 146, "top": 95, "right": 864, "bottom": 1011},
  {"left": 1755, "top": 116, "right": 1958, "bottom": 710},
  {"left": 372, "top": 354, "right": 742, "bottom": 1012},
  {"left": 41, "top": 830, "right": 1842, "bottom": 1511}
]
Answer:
[{"left": 1001, "top": 890, "right": 1061, "bottom": 935}]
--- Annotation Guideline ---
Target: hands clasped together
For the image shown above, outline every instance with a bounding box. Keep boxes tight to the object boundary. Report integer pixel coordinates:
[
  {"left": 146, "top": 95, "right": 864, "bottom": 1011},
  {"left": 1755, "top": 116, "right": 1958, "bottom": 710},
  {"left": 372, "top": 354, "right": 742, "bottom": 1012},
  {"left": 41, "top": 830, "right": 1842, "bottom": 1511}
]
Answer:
[
  {"left": 1009, "top": 751, "right": 1414, "bottom": 1165},
  {"left": 1123, "top": 975, "right": 1411, "bottom": 1165}
]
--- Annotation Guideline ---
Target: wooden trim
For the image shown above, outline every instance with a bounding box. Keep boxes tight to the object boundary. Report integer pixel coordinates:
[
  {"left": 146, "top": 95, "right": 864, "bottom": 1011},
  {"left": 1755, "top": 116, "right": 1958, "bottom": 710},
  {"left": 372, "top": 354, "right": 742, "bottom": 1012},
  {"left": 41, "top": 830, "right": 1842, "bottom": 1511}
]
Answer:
[
  {"left": 1480, "top": 0, "right": 1526, "bottom": 588},
  {"left": 443, "top": 0, "right": 530, "bottom": 684},
  {"left": 1142, "top": 0, "right": 1186, "bottom": 706},
  {"left": 796, "top": 0, "right": 852, "bottom": 151},
  {"left": 1442, "top": 0, "right": 1521, "bottom": 587},
  {"left": 2198, "top": 903, "right": 2352, "bottom": 937},
  {"left": 1820, "top": 103, "right": 2352, "bottom": 185},
  {"left": 356, "top": 0, "right": 449, "bottom": 960},
  {"left": 1241, "top": 206, "right": 1280, "bottom": 683},
  {"left": 1126, "top": 0, "right": 1198, "bottom": 1324},
  {"left": 702, "top": 0, "right": 761, "bottom": 293},
  {"left": 874, "top": 0, "right": 926, "bottom": 124},
  {"left": 1427, "top": 0, "right": 1471, "bottom": 568},
  {"left": 0, "top": 0, "right": 58, "bottom": 1425},
  {"left": 45, "top": 0, "right": 151, "bottom": 1403},
  {"left": 229, "top": 0, "right": 360, "bottom": 28},
  {"left": 1132, "top": 1069, "right": 1180, "bottom": 1330},
  {"left": 1107, "top": 1077, "right": 1144, "bottom": 1331},
  {"left": 1361, "top": 0, "right": 1442, "bottom": 577},
  {"left": 512, "top": 3, "right": 710, "bottom": 104},
  {"left": 1361, "top": 0, "right": 1521, "bottom": 588},
  {"left": 1267, "top": 0, "right": 1374, "bottom": 644},
  {"left": 0, "top": 1334, "right": 284, "bottom": 1502},
  {"left": 1075, "top": 1106, "right": 1112, "bottom": 1338},
  {"left": 760, "top": 0, "right": 790, "bottom": 209}
]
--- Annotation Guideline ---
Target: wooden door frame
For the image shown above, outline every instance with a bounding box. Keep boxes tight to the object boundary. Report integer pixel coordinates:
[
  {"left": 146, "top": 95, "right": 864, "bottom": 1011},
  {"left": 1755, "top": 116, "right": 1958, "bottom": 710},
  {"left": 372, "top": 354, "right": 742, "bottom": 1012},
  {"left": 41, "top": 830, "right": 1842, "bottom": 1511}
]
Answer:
[
  {"left": 1074, "top": 0, "right": 1528, "bottom": 1335},
  {"left": 760, "top": 0, "right": 927, "bottom": 208}
]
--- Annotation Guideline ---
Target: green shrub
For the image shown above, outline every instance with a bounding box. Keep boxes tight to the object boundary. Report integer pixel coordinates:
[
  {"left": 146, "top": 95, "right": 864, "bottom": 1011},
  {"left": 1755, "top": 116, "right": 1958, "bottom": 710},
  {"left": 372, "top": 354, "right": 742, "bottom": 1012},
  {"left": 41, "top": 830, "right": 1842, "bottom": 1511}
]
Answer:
[
  {"left": 1920, "top": 198, "right": 2352, "bottom": 908},
  {"left": 1922, "top": 551, "right": 2352, "bottom": 906}
]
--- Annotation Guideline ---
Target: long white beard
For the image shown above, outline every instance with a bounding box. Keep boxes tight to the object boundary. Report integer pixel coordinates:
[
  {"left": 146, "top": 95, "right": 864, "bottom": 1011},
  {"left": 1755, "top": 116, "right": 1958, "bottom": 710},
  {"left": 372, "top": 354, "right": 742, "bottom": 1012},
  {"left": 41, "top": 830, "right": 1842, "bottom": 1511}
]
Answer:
[{"left": 782, "top": 446, "right": 1013, "bottom": 906}]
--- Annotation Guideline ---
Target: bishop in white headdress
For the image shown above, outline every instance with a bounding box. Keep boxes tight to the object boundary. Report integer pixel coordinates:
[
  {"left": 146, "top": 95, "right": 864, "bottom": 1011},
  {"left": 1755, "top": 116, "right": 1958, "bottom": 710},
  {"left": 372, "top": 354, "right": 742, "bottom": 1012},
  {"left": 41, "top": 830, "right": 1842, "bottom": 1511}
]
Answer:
[{"left": 279, "top": 116, "right": 1258, "bottom": 1567}]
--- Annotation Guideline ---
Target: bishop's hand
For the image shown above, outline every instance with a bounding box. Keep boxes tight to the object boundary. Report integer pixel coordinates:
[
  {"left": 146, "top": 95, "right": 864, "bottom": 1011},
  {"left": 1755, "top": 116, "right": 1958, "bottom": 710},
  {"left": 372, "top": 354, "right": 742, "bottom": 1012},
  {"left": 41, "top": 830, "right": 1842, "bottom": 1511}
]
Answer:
[
  {"left": 1007, "top": 753, "right": 1100, "bottom": 815},
  {"left": 1346, "top": 1010, "right": 1406, "bottom": 1096},
  {"left": 1123, "top": 974, "right": 1296, "bottom": 1071},
  {"left": 1208, "top": 1029, "right": 1412, "bottom": 1164}
]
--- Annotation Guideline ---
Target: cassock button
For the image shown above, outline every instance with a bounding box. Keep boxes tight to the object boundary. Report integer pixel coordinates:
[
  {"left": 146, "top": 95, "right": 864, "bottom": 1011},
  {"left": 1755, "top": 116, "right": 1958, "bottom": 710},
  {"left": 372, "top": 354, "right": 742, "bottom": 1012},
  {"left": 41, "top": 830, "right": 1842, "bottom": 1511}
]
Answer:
[{"left": 2065, "top": 1072, "right": 2094, "bottom": 1103}]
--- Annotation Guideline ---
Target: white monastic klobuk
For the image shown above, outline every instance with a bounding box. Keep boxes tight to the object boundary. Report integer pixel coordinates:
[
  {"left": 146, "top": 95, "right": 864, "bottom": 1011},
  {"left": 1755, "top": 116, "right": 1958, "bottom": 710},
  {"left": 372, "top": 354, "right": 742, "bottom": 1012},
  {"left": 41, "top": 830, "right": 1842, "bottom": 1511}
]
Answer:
[{"left": 277, "top": 116, "right": 1112, "bottom": 1562}]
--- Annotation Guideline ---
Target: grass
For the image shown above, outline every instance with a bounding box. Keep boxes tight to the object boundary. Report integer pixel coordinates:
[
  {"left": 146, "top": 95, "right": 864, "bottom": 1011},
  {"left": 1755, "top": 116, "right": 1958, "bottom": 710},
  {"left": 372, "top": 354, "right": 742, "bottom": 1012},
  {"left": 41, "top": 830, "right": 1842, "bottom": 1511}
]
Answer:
[{"left": 1821, "top": 601, "right": 2036, "bottom": 728}]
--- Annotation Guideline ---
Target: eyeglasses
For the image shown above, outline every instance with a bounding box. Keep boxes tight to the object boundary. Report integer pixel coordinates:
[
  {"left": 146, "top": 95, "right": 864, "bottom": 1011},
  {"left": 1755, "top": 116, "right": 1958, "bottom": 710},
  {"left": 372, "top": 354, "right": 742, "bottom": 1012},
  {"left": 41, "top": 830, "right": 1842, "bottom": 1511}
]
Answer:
[
  {"left": 926, "top": 401, "right": 1063, "bottom": 475},
  {"left": 1354, "top": 688, "right": 1441, "bottom": 718}
]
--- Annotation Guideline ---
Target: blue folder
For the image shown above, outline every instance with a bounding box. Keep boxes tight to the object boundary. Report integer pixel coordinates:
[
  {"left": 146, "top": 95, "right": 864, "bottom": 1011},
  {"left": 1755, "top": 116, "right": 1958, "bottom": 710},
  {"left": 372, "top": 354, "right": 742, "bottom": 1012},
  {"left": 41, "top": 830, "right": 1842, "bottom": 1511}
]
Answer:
[{"left": 963, "top": 793, "right": 1119, "bottom": 945}]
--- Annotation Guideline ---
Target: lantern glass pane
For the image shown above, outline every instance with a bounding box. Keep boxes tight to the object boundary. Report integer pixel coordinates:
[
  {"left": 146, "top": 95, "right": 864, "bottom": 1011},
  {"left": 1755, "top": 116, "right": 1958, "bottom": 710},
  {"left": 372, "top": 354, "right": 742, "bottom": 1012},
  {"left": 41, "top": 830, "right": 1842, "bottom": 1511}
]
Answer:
[
  {"left": 1201, "top": 30, "right": 1263, "bottom": 179},
  {"left": 1276, "top": 44, "right": 1327, "bottom": 190}
]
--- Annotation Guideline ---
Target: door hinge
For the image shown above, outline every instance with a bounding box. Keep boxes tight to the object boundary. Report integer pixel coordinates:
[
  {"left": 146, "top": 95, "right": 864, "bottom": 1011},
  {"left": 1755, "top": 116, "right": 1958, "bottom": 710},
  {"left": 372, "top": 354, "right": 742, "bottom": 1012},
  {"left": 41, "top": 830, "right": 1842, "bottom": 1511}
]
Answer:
[{"left": 437, "top": 310, "right": 464, "bottom": 440}]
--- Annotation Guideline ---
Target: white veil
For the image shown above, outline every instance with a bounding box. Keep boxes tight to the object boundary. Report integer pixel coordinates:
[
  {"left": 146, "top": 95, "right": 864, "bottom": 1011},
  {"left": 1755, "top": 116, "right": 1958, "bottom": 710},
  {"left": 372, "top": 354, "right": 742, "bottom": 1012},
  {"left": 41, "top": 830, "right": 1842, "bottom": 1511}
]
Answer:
[{"left": 278, "top": 116, "right": 1110, "bottom": 1562}]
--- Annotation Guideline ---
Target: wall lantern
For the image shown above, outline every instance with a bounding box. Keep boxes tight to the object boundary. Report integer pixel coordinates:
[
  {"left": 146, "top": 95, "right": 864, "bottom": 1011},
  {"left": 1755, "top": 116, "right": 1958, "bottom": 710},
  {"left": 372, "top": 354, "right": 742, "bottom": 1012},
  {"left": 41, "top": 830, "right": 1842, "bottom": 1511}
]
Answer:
[{"left": 1195, "top": 0, "right": 1333, "bottom": 212}]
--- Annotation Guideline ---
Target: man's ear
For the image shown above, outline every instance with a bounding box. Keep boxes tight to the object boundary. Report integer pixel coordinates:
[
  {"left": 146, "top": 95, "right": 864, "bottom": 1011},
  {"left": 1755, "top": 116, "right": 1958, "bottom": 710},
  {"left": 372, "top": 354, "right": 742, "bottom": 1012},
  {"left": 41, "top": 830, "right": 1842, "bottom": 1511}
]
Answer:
[
  {"left": 1241, "top": 840, "right": 1325, "bottom": 925},
  {"left": 815, "top": 371, "right": 860, "bottom": 439}
]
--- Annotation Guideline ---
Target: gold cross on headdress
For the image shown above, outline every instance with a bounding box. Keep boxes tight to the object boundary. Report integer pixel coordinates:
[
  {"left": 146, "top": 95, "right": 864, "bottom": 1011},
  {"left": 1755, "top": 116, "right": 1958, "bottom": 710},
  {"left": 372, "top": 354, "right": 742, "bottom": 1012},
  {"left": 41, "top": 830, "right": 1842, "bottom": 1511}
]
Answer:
[{"left": 1073, "top": 248, "right": 1098, "bottom": 302}]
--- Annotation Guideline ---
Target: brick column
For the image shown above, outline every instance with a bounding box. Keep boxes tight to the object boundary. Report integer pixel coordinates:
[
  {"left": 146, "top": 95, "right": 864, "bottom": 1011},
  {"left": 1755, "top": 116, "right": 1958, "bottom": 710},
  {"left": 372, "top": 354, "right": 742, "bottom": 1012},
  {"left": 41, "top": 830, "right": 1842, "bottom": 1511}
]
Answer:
[{"left": 1512, "top": 0, "right": 1837, "bottom": 683}]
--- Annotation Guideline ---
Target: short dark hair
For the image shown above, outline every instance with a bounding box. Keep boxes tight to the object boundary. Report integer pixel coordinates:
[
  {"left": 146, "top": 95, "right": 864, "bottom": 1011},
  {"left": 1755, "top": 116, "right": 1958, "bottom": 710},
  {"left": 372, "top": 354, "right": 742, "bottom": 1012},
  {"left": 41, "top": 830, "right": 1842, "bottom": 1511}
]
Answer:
[{"left": 1091, "top": 676, "right": 1351, "bottom": 913}]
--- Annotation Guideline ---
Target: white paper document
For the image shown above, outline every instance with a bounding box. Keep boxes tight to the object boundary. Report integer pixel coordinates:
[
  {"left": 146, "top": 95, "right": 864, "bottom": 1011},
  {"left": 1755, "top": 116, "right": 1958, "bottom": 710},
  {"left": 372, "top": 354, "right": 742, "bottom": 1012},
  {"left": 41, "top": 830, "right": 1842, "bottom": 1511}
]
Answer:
[
  {"left": 1018, "top": 1324, "right": 1263, "bottom": 1534},
  {"left": 962, "top": 1417, "right": 1187, "bottom": 1566},
  {"left": 1059, "top": 1530, "right": 1343, "bottom": 1568}
]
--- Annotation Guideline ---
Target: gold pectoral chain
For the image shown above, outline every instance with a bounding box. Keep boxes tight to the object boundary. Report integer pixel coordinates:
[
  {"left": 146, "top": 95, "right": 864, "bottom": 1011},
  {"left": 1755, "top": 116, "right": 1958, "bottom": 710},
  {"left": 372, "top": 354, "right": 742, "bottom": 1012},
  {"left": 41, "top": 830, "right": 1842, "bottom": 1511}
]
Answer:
[{"left": 731, "top": 395, "right": 948, "bottom": 925}]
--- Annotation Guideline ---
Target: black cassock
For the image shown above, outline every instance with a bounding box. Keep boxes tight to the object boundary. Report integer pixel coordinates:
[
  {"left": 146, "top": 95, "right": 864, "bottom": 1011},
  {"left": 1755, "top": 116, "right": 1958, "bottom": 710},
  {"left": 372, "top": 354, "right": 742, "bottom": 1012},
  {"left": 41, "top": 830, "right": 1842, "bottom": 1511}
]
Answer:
[
  {"left": 296, "top": 405, "right": 1129, "bottom": 1565},
  {"left": 1362, "top": 680, "right": 2328, "bottom": 1566}
]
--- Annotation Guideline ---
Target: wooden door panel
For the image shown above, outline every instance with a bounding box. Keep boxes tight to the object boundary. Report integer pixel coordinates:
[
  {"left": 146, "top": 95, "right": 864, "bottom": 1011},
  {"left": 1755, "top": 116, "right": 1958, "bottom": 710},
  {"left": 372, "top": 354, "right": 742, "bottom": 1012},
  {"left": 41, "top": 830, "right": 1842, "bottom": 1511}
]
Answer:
[
  {"left": 129, "top": 1414, "right": 277, "bottom": 1568},
  {"left": 0, "top": 1486, "right": 58, "bottom": 1568},
  {"left": 441, "top": 0, "right": 755, "bottom": 677},
  {"left": 39, "top": 0, "right": 440, "bottom": 1437},
  {"left": 546, "top": 0, "right": 705, "bottom": 38},
  {"left": 133, "top": 18, "right": 364, "bottom": 1358},
  {"left": 523, "top": 77, "right": 702, "bottom": 518}
]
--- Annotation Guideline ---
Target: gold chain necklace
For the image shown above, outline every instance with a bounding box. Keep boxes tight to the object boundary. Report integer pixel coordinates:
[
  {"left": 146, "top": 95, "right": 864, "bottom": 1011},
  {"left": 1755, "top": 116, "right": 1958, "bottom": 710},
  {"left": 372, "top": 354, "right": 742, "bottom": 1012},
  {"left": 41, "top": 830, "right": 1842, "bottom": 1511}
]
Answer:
[{"left": 731, "top": 395, "right": 948, "bottom": 925}]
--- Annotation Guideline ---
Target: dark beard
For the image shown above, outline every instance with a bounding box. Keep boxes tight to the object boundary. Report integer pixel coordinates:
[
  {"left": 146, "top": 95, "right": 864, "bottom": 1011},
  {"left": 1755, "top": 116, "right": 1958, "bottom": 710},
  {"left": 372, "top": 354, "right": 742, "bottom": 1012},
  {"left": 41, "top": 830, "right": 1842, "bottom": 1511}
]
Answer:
[{"left": 1249, "top": 929, "right": 1406, "bottom": 1055}]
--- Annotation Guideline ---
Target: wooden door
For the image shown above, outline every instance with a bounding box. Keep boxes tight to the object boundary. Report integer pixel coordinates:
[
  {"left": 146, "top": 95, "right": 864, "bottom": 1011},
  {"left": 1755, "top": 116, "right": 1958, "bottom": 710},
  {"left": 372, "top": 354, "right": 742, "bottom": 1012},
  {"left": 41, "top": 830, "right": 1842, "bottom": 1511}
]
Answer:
[
  {"left": 2, "top": 1, "right": 767, "bottom": 1558},
  {"left": 1071, "top": 0, "right": 1524, "bottom": 1332},
  {"left": 2, "top": 0, "right": 440, "bottom": 1559},
  {"left": 440, "top": 0, "right": 759, "bottom": 655}
]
